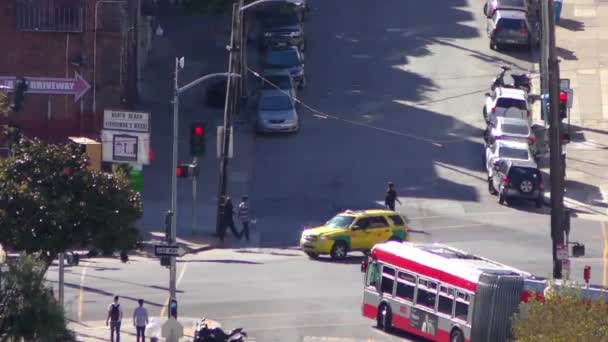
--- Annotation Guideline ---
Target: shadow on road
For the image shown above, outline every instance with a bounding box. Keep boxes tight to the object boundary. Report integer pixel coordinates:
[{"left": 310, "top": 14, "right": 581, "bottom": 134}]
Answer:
[{"left": 48, "top": 281, "right": 165, "bottom": 307}]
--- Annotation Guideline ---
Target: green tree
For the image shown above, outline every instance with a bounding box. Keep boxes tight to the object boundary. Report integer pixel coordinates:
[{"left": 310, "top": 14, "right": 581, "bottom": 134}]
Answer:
[
  {"left": 0, "top": 255, "right": 76, "bottom": 342},
  {"left": 0, "top": 138, "right": 143, "bottom": 269},
  {"left": 512, "top": 282, "right": 608, "bottom": 341}
]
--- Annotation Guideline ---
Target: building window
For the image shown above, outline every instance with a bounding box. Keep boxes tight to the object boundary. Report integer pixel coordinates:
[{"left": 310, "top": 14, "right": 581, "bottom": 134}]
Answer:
[{"left": 16, "top": 0, "right": 84, "bottom": 33}]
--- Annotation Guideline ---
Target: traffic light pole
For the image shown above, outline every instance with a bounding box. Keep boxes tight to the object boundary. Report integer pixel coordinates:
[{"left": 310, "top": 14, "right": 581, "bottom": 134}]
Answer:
[
  {"left": 170, "top": 57, "right": 180, "bottom": 300},
  {"left": 192, "top": 157, "right": 198, "bottom": 235}
]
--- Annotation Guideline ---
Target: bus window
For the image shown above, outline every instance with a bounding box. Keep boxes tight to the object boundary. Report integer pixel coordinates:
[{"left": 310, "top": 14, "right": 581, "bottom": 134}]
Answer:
[
  {"left": 455, "top": 300, "right": 469, "bottom": 322},
  {"left": 381, "top": 266, "right": 395, "bottom": 295},
  {"left": 396, "top": 282, "right": 415, "bottom": 301},
  {"left": 438, "top": 294, "right": 453, "bottom": 316},
  {"left": 366, "top": 262, "right": 380, "bottom": 288},
  {"left": 416, "top": 279, "right": 437, "bottom": 309}
]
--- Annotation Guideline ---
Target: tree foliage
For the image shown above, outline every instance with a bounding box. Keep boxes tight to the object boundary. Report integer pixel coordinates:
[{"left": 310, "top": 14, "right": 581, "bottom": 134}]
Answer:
[
  {"left": 0, "top": 138, "right": 143, "bottom": 267},
  {"left": 512, "top": 283, "right": 608, "bottom": 341},
  {"left": 0, "top": 255, "right": 76, "bottom": 342}
]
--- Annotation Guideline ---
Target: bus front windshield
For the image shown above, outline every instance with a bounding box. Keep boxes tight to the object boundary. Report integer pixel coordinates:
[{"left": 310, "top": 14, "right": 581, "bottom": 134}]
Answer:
[{"left": 326, "top": 215, "right": 355, "bottom": 229}]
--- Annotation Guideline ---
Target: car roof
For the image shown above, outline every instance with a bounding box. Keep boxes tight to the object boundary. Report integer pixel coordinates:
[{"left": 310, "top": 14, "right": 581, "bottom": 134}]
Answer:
[
  {"left": 496, "top": 9, "right": 527, "bottom": 20},
  {"left": 497, "top": 117, "right": 529, "bottom": 125},
  {"left": 509, "top": 159, "right": 539, "bottom": 169},
  {"left": 497, "top": 140, "right": 529, "bottom": 149},
  {"left": 262, "top": 69, "right": 292, "bottom": 77},
  {"left": 496, "top": 87, "right": 527, "bottom": 99},
  {"left": 267, "top": 46, "right": 299, "bottom": 54},
  {"left": 339, "top": 209, "right": 398, "bottom": 217}
]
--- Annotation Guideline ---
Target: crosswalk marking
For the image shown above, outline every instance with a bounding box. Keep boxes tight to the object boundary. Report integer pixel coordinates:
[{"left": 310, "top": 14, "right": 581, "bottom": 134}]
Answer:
[{"left": 302, "top": 337, "right": 375, "bottom": 342}]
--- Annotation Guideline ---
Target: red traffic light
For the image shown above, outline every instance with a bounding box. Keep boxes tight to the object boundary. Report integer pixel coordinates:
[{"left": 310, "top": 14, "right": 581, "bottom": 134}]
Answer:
[
  {"left": 194, "top": 126, "right": 204, "bottom": 136},
  {"left": 176, "top": 167, "right": 183, "bottom": 177},
  {"left": 584, "top": 265, "right": 591, "bottom": 284},
  {"left": 559, "top": 92, "right": 567, "bottom": 102}
]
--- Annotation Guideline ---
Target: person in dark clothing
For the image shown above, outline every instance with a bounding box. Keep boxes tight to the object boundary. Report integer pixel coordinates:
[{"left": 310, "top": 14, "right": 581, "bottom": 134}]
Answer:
[
  {"left": 237, "top": 196, "right": 251, "bottom": 241},
  {"left": 385, "top": 182, "right": 402, "bottom": 211},
  {"left": 219, "top": 197, "right": 241, "bottom": 241}
]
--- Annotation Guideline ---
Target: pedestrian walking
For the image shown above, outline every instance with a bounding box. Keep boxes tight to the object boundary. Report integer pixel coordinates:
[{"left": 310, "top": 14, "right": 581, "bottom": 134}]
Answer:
[
  {"left": 106, "top": 295, "right": 123, "bottom": 342},
  {"left": 219, "top": 196, "right": 240, "bottom": 241},
  {"left": 238, "top": 196, "right": 251, "bottom": 241},
  {"left": 133, "top": 299, "right": 149, "bottom": 342},
  {"left": 385, "top": 182, "right": 402, "bottom": 211}
]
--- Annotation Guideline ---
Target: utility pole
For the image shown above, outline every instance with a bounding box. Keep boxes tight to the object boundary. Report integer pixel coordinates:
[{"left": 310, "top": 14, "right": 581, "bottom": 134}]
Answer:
[
  {"left": 541, "top": 0, "right": 565, "bottom": 279},
  {"left": 170, "top": 56, "right": 184, "bottom": 299},
  {"left": 216, "top": 3, "right": 240, "bottom": 235}
]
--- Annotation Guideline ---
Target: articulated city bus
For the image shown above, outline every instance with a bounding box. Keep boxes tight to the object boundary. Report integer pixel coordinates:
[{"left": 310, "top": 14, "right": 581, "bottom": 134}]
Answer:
[{"left": 361, "top": 242, "right": 531, "bottom": 342}]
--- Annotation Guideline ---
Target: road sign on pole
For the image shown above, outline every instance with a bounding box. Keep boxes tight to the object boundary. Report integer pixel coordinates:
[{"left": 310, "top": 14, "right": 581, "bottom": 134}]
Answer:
[
  {"left": 556, "top": 244, "right": 569, "bottom": 261},
  {"left": 0, "top": 73, "right": 90, "bottom": 101},
  {"left": 154, "top": 245, "right": 186, "bottom": 257}
]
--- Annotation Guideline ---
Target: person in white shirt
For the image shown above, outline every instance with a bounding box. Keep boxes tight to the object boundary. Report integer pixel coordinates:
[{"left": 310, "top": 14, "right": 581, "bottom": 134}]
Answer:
[
  {"left": 106, "top": 295, "right": 123, "bottom": 342},
  {"left": 133, "top": 299, "right": 149, "bottom": 342}
]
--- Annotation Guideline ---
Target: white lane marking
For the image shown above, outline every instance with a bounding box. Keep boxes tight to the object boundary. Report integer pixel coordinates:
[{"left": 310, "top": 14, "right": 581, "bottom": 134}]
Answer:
[
  {"left": 216, "top": 310, "right": 359, "bottom": 320},
  {"left": 600, "top": 69, "right": 608, "bottom": 120},
  {"left": 77, "top": 262, "right": 89, "bottom": 321}
]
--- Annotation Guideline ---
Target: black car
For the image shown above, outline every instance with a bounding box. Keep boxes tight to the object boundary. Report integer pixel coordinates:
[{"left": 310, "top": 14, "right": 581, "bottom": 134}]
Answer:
[
  {"left": 258, "top": 3, "right": 305, "bottom": 51},
  {"left": 263, "top": 47, "right": 306, "bottom": 88},
  {"left": 488, "top": 159, "right": 544, "bottom": 207}
]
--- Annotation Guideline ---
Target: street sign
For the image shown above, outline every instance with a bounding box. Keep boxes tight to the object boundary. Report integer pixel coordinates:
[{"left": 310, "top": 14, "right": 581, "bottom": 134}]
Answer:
[
  {"left": 557, "top": 244, "right": 569, "bottom": 261},
  {"left": 154, "top": 245, "right": 186, "bottom": 257},
  {"left": 161, "top": 317, "right": 184, "bottom": 342},
  {"left": 103, "top": 109, "right": 150, "bottom": 133},
  {"left": 101, "top": 130, "right": 150, "bottom": 165},
  {"left": 0, "top": 73, "right": 90, "bottom": 101}
]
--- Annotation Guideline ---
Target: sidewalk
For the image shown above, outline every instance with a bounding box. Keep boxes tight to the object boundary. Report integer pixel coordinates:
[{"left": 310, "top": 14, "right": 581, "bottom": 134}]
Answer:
[
  {"left": 69, "top": 317, "right": 218, "bottom": 342},
  {"left": 529, "top": 0, "right": 608, "bottom": 217}
]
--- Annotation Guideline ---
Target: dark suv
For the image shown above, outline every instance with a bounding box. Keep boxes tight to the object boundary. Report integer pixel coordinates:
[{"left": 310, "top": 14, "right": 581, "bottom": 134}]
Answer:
[
  {"left": 258, "top": 3, "right": 305, "bottom": 51},
  {"left": 488, "top": 159, "right": 544, "bottom": 207}
]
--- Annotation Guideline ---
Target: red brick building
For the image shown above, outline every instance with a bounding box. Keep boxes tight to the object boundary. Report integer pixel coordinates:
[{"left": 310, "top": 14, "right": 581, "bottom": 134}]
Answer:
[{"left": 0, "top": 0, "right": 152, "bottom": 146}]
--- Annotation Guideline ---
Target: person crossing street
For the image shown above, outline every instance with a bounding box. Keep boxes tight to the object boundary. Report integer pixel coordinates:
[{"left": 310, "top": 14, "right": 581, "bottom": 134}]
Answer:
[
  {"left": 106, "top": 295, "right": 123, "bottom": 342},
  {"left": 133, "top": 299, "right": 149, "bottom": 342},
  {"left": 238, "top": 196, "right": 251, "bottom": 241},
  {"left": 385, "top": 182, "right": 402, "bottom": 211}
]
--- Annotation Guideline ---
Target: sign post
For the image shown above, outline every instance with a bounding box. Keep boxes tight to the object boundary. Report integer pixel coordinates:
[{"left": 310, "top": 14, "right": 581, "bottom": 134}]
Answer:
[
  {"left": 154, "top": 245, "right": 187, "bottom": 257},
  {"left": 556, "top": 244, "right": 570, "bottom": 280},
  {"left": 0, "top": 73, "right": 90, "bottom": 101}
]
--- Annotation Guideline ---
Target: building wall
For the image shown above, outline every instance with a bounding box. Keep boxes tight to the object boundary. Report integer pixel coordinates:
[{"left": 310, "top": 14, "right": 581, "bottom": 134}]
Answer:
[{"left": 0, "top": 0, "right": 140, "bottom": 144}]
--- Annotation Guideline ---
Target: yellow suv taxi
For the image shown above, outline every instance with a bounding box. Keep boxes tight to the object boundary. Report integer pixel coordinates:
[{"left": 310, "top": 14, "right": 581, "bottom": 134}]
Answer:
[{"left": 299, "top": 209, "right": 408, "bottom": 260}]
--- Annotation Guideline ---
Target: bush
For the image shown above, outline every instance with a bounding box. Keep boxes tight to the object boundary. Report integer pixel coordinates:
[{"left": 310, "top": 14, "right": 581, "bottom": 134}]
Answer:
[{"left": 512, "top": 281, "right": 608, "bottom": 341}]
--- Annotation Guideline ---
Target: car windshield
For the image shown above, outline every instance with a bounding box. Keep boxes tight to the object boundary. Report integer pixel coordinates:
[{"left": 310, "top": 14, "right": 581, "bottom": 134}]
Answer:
[
  {"left": 497, "top": 18, "right": 526, "bottom": 30},
  {"left": 259, "top": 95, "right": 293, "bottom": 111},
  {"left": 501, "top": 123, "right": 529, "bottom": 135},
  {"left": 262, "top": 75, "right": 292, "bottom": 90},
  {"left": 496, "top": 98, "right": 527, "bottom": 109},
  {"left": 265, "top": 50, "right": 299, "bottom": 68},
  {"left": 499, "top": 146, "right": 529, "bottom": 160},
  {"left": 326, "top": 215, "right": 355, "bottom": 229},
  {"left": 260, "top": 5, "right": 300, "bottom": 27}
]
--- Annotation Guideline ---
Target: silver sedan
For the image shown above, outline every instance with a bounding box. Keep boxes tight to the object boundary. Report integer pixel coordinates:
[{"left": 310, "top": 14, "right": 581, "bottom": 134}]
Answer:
[{"left": 255, "top": 89, "right": 299, "bottom": 134}]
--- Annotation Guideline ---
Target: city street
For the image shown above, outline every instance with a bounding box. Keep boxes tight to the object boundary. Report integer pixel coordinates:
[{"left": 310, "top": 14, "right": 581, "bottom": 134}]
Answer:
[{"left": 48, "top": 0, "right": 608, "bottom": 340}]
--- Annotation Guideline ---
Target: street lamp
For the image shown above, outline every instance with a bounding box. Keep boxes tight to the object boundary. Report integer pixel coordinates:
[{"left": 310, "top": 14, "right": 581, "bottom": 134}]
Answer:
[{"left": 169, "top": 58, "right": 239, "bottom": 299}]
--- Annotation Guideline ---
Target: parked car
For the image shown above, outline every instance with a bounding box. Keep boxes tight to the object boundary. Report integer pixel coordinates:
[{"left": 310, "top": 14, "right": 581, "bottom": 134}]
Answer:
[
  {"left": 484, "top": 140, "right": 535, "bottom": 175},
  {"left": 484, "top": 116, "right": 537, "bottom": 155},
  {"left": 258, "top": 3, "right": 305, "bottom": 51},
  {"left": 255, "top": 89, "right": 299, "bottom": 134},
  {"left": 261, "top": 69, "right": 298, "bottom": 100},
  {"left": 484, "top": 87, "right": 531, "bottom": 125},
  {"left": 263, "top": 47, "right": 306, "bottom": 88},
  {"left": 299, "top": 209, "right": 408, "bottom": 260},
  {"left": 286, "top": 0, "right": 310, "bottom": 19},
  {"left": 488, "top": 159, "right": 544, "bottom": 207},
  {"left": 484, "top": 0, "right": 526, "bottom": 17},
  {"left": 487, "top": 9, "right": 531, "bottom": 50}
]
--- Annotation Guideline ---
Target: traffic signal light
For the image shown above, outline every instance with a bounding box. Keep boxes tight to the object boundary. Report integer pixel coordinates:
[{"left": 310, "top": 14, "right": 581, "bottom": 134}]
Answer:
[
  {"left": 190, "top": 123, "right": 206, "bottom": 156},
  {"left": 176, "top": 163, "right": 200, "bottom": 179},
  {"left": 559, "top": 91, "right": 568, "bottom": 119},
  {"left": 11, "top": 78, "right": 28, "bottom": 112}
]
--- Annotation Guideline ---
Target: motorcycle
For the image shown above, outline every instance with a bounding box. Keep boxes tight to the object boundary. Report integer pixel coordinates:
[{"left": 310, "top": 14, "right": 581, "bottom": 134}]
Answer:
[
  {"left": 194, "top": 318, "right": 247, "bottom": 342},
  {"left": 490, "top": 65, "right": 531, "bottom": 93}
]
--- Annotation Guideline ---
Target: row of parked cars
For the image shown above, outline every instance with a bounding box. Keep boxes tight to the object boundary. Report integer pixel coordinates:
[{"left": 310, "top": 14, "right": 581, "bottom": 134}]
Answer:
[
  {"left": 483, "top": 0, "right": 534, "bottom": 50},
  {"left": 254, "top": 1, "right": 309, "bottom": 134},
  {"left": 482, "top": 66, "right": 544, "bottom": 208}
]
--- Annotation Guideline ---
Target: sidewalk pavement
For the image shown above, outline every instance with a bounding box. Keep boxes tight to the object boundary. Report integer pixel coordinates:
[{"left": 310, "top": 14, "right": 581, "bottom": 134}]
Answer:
[
  {"left": 528, "top": 0, "right": 608, "bottom": 218},
  {"left": 69, "top": 317, "right": 219, "bottom": 342}
]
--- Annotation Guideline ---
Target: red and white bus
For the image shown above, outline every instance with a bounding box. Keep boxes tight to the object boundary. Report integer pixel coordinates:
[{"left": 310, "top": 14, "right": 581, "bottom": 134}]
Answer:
[{"left": 361, "top": 242, "right": 531, "bottom": 342}]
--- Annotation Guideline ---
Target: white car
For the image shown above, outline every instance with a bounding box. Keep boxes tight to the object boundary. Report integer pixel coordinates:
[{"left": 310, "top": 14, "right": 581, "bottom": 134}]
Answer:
[
  {"left": 484, "top": 140, "right": 535, "bottom": 176},
  {"left": 484, "top": 116, "right": 537, "bottom": 155},
  {"left": 484, "top": 87, "right": 531, "bottom": 126}
]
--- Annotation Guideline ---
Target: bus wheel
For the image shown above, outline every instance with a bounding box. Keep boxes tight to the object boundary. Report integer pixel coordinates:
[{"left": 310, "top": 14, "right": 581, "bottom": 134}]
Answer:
[
  {"left": 450, "top": 328, "right": 464, "bottom": 342},
  {"left": 330, "top": 241, "right": 348, "bottom": 260},
  {"left": 376, "top": 303, "right": 392, "bottom": 332}
]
